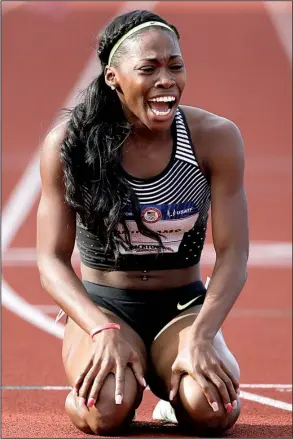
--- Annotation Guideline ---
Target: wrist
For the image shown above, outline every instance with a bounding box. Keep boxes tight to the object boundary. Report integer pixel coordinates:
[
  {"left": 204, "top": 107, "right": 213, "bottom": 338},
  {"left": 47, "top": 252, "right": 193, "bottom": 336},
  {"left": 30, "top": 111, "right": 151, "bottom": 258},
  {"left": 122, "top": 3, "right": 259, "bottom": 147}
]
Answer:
[
  {"left": 92, "top": 329, "right": 120, "bottom": 343},
  {"left": 189, "top": 325, "right": 215, "bottom": 343},
  {"left": 90, "top": 323, "right": 121, "bottom": 340}
]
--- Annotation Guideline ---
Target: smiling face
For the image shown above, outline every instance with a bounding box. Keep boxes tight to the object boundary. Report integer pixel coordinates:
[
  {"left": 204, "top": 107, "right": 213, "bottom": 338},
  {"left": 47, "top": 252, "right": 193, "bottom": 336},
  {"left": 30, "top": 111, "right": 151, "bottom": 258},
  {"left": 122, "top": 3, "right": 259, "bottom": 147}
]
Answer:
[{"left": 105, "top": 28, "right": 186, "bottom": 131}]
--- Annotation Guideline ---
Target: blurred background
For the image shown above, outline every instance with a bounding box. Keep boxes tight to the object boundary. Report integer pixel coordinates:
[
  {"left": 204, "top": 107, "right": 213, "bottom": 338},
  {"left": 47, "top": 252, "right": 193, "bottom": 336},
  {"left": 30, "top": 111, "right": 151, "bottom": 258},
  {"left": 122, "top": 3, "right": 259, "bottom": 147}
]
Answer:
[{"left": 2, "top": 0, "right": 292, "bottom": 422}]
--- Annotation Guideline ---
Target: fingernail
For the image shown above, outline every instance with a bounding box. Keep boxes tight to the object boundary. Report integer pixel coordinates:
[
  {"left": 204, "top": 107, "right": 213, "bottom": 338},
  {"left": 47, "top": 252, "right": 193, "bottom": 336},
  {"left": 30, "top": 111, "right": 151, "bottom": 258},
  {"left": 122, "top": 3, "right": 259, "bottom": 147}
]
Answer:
[
  {"left": 232, "top": 400, "right": 238, "bottom": 410},
  {"left": 169, "top": 391, "right": 174, "bottom": 401},
  {"left": 78, "top": 397, "right": 86, "bottom": 407},
  {"left": 225, "top": 403, "right": 233, "bottom": 414},
  {"left": 115, "top": 395, "right": 123, "bottom": 405},
  {"left": 72, "top": 388, "right": 77, "bottom": 395},
  {"left": 142, "top": 378, "right": 147, "bottom": 388},
  {"left": 87, "top": 398, "right": 96, "bottom": 408},
  {"left": 237, "top": 388, "right": 241, "bottom": 395},
  {"left": 211, "top": 402, "right": 219, "bottom": 412}
]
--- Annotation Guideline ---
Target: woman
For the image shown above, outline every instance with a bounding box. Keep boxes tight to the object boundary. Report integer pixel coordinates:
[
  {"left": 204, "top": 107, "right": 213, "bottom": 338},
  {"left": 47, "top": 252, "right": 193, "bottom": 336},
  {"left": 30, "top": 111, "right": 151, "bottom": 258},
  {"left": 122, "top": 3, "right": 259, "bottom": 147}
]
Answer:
[{"left": 37, "top": 9, "right": 249, "bottom": 436}]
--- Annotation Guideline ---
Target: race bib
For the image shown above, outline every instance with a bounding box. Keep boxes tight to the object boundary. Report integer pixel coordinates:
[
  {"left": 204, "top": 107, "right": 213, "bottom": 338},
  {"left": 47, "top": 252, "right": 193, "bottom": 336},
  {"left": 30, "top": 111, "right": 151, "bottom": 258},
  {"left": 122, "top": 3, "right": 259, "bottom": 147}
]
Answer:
[{"left": 118, "top": 201, "right": 199, "bottom": 255}]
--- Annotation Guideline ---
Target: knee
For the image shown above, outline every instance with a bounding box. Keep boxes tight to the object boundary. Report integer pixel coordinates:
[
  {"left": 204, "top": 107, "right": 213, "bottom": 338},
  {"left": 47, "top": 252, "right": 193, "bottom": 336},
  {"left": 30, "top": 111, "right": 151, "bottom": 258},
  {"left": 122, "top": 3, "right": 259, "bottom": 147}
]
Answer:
[
  {"left": 65, "top": 368, "right": 142, "bottom": 435},
  {"left": 174, "top": 375, "right": 241, "bottom": 436},
  {"left": 65, "top": 392, "right": 93, "bottom": 434},
  {"left": 89, "top": 370, "right": 140, "bottom": 435}
]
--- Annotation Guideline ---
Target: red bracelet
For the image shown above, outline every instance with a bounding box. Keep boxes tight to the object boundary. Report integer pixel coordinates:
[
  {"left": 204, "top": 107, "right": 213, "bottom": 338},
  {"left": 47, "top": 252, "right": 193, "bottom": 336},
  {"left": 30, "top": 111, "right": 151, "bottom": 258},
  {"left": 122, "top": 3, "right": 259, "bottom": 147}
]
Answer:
[{"left": 90, "top": 323, "right": 121, "bottom": 339}]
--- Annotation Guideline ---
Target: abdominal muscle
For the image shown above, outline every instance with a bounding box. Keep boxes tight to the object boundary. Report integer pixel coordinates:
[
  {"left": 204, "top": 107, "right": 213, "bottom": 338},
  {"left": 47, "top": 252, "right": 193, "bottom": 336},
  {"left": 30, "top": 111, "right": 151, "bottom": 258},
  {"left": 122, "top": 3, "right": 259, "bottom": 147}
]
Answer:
[{"left": 80, "top": 262, "right": 202, "bottom": 290}]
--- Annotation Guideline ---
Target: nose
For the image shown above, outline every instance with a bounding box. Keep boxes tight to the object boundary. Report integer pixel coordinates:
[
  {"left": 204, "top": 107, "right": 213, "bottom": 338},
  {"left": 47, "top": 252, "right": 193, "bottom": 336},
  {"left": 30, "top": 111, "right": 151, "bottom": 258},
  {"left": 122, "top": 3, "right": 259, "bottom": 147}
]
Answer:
[{"left": 155, "top": 71, "right": 175, "bottom": 89}]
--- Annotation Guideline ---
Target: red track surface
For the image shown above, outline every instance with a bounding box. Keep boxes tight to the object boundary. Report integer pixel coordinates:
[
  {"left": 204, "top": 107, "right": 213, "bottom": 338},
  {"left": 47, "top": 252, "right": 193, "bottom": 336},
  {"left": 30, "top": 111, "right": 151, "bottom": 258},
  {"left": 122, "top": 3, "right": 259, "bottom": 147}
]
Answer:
[{"left": 2, "top": 2, "right": 292, "bottom": 438}]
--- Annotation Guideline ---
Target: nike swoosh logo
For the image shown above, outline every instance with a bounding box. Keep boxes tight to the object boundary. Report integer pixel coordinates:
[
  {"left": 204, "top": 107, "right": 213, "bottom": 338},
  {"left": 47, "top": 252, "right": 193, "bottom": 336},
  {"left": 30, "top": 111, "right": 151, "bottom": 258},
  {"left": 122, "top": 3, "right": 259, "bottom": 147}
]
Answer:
[{"left": 177, "top": 295, "right": 202, "bottom": 311}]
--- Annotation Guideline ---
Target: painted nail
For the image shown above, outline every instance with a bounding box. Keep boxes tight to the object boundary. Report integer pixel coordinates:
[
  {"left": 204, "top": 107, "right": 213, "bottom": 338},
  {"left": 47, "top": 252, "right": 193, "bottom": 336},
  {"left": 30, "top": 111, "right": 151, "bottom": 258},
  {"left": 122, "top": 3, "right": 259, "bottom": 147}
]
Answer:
[
  {"left": 211, "top": 402, "right": 219, "bottom": 412},
  {"left": 78, "top": 397, "right": 86, "bottom": 408},
  {"left": 87, "top": 398, "right": 96, "bottom": 408},
  {"left": 232, "top": 400, "right": 238, "bottom": 410},
  {"left": 169, "top": 391, "right": 174, "bottom": 401},
  {"left": 225, "top": 403, "right": 233, "bottom": 414},
  {"left": 115, "top": 395, "right": 123, "bottom": 405}
]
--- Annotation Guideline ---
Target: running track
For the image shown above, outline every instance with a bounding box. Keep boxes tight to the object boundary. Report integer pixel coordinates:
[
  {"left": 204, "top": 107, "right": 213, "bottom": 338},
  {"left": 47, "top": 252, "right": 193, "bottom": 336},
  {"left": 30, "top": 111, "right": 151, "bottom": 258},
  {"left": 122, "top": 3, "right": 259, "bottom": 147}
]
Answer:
[{"left": 2, "top": 2, "right": 292, "bottom": 437}]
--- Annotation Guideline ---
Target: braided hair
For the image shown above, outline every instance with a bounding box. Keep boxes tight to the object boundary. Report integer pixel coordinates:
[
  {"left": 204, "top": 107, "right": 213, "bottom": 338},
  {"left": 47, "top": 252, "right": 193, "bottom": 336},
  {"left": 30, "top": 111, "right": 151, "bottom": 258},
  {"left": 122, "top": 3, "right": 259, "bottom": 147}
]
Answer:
[{"left": 60, "top": 10, "right": 180, "bottom": 257}]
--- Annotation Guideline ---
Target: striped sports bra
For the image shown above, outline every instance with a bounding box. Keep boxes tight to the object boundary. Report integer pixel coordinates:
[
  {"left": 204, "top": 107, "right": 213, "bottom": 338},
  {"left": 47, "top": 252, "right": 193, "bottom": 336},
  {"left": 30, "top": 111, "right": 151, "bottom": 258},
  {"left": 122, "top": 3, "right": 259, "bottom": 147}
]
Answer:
[{"left": 76, "top": 107, "right": 211, "bottom": 271}]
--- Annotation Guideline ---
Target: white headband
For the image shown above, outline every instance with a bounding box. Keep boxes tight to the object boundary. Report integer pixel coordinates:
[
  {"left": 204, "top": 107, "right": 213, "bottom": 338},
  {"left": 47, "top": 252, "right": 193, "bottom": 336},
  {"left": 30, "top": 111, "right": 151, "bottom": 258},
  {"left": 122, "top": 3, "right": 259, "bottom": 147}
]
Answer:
[{"left": 108, "top": 21, "right": 176, "bottom": 65}]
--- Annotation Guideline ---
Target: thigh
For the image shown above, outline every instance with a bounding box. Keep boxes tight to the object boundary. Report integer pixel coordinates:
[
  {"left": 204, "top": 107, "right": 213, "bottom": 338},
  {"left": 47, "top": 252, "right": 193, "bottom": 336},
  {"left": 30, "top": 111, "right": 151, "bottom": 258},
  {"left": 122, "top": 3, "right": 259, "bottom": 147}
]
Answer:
[
  {"left": 62, "top": 305, "right": 148, "bottom": 386},
  {"left": 148, "top": 305, "right": 240, "bottom": 400}
]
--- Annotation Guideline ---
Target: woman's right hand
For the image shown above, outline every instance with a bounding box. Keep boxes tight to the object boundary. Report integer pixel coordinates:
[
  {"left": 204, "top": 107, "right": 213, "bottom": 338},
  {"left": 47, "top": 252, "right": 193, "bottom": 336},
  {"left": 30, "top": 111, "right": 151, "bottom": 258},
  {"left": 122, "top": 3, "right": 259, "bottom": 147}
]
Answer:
[{"left": 73, "top": 329, "right": 146, "bottom": 408}]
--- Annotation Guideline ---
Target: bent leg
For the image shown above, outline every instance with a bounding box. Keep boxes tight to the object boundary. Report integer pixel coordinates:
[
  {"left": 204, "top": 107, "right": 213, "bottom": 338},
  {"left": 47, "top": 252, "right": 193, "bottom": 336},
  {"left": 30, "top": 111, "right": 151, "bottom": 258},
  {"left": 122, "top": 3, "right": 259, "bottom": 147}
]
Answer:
[
  {"left": 62, "top": 307, "right": 147, "bottom": 435},
  {"left": 149, "top": 306, "right": 240, "bottom": 436}
]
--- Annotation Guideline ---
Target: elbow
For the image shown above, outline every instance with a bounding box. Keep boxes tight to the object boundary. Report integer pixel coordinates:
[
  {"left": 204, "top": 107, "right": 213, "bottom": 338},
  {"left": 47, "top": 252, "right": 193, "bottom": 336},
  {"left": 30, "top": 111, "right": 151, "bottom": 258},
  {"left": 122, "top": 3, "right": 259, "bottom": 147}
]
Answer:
[
  {"left": 240, "top": 247, "right": 249, "bottom": 284},
  {"left": 236, "top": 251, "right": 249, "bottom": 288},
  {"left": 36, "top": 252, "right": 71, "bottom": 290},
  {"left": 37, "top": 252, "right": 53, "bottom": 275},
  {"left": 241, "top": 263, "right": 248, "bottom": 287},
  {"left": 37, "top": 253, "right": 53, "bottom": 291},
  {"left": 216, "top": 246, "right": 249, "bottom": 285},
  {"left": 37, "top": 250, "right": 70, "bottom": 270},
  {"left": 231, "top": 254, "right": 248, "bottom": 289}
]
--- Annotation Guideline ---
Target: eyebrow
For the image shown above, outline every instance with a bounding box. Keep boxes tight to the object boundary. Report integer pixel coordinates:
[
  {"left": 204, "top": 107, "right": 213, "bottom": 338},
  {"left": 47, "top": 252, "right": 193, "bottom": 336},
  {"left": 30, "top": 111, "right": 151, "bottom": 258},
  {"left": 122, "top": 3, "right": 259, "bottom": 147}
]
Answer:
[{"left": 139, "top": 55, "right": 182, "bottom": 62}]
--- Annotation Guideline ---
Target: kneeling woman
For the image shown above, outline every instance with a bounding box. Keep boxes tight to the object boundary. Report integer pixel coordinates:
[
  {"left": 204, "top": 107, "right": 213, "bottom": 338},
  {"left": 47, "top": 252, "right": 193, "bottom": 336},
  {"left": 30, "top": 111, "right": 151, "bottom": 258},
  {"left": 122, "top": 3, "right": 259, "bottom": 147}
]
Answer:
[{"left": 37, "top": 9, "right": 249, "bottom": 437}]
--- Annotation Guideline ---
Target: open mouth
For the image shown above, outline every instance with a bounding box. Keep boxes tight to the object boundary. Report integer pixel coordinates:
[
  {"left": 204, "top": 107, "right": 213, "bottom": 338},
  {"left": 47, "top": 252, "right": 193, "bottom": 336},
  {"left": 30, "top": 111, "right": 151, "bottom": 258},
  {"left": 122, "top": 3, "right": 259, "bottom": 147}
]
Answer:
[{"left": 147, "top": 96, "right": 176, "bottom": 117}]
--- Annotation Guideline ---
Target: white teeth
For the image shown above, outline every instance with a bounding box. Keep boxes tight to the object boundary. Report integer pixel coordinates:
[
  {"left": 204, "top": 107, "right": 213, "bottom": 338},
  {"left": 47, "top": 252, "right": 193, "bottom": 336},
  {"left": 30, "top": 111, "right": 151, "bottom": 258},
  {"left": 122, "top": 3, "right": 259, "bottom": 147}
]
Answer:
[
  {"left": 150, "top": 107, "right": 172, "bottom": 116},
  {"left": 148, "top": 96, "right": 176, "bottom": 103}
]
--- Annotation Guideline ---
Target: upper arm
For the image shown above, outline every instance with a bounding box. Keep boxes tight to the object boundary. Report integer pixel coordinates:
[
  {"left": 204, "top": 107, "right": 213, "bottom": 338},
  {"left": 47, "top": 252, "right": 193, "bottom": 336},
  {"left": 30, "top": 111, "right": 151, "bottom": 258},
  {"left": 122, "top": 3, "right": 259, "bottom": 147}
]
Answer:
[
  {"left": 206, "top": 118, "right": 249, "bottom": 260},
  {"left": 37, "top": 121, "right": 76, "bottom": 263}
]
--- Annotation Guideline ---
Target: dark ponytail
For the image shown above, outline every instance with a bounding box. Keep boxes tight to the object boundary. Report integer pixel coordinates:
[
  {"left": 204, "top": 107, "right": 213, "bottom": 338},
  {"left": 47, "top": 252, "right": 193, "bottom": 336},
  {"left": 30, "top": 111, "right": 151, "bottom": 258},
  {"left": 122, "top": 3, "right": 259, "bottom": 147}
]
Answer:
[{"left": 60, "top": 10, "right": 180, "bottom": 257}]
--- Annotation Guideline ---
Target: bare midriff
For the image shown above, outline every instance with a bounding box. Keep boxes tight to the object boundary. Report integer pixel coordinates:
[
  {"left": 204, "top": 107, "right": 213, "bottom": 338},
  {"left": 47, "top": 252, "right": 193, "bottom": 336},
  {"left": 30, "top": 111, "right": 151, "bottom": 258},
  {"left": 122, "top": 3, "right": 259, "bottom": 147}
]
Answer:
[{"left": 80, "top": 262, "right": 202, "bottom": 291}]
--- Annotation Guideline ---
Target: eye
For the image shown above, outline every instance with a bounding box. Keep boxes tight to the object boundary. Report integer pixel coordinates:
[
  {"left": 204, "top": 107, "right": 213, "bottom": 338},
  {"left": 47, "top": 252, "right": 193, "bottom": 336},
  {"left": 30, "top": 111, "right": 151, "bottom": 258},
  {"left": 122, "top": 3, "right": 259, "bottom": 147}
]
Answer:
[
  {"left": 139, "top": 66, "right": 155, "bottom": 73},
  {"left": 170, "top": 64, "right": 184, "bottom": 71}
]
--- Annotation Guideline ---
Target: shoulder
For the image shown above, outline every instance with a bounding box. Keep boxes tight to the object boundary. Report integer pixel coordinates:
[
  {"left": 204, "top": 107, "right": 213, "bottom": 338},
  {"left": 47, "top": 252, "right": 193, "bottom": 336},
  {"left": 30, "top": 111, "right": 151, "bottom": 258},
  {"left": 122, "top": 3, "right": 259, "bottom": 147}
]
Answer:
[
  {"left": 42, "top": 119, "right": 69, "bottom": 154},
  {"left": 179, "top": 105, "right": 244, "bottom": 172},
  {"left": 179, "top": 105, "right": 242, "bottom": 146},
  {"left": 40, "top": 119, "right": 69, "bottom": 183},
  {"left": 41, "top": 120, "right": 69, "bottom": 164}
]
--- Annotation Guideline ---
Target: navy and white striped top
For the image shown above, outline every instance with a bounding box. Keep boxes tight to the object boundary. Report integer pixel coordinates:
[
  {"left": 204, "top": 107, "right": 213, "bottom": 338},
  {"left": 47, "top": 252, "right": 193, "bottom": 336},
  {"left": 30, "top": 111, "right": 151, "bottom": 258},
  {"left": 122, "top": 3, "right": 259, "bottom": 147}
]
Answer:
[{"left": 76, "top": 107, "right": 211, "bottom": 271}]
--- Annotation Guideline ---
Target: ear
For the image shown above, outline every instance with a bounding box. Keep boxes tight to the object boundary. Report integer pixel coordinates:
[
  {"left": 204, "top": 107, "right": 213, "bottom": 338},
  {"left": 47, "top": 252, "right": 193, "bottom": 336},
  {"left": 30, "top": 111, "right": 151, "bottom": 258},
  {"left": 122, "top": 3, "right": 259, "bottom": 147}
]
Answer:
[{"left": 104, "top": 66, "right": 118, "bottom": 91}]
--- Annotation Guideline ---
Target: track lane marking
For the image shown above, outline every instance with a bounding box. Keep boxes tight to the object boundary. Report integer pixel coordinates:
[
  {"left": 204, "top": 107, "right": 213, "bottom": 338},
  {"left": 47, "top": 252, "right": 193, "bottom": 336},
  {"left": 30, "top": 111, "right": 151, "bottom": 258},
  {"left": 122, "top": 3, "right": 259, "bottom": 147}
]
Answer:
[
  {"left": 240, "top": 390, "right": 292, "bottom": 412},
  {"left": 2, "top": 384, "right": 292, "bottom": 390},
  {"left": 2, "top": 385, "right": 291, "bottom": 411},
  {"left": 264, "top": 0, "right": 292, "bottom": 65}
]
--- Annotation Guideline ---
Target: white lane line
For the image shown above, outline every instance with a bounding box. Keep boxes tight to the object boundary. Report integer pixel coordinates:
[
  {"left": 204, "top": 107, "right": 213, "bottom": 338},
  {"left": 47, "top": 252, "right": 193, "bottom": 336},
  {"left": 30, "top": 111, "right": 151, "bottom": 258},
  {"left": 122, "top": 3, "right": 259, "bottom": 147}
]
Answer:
[
  {"left": 2, "top": 386, "right": 72, "bottom": 391},
  {"left": 240, "top": 390, "right": 292, "bottom": 412},
  {"left": 2, "top": 386, "right": 292, "bottom": 411},
  {"left": 2, "top": 1, "right": 27, "bottom": 14},
  {"left": 264, "top": 0, "right": 292, "bottom": 65},
  {"left": 2, "top": 280, "right": 64, "bottom": 339},
  {"left": 3, "top": 242, "right": 292, "bottom": 267},
  {"left": 241, "top": 384, "right": 292, "bottom": 389},
  {"left": 2, "top": 155, "right": 42, "bottom": 252},
  {"left": 1, "top": 60, "right": 100, "bottom": 253},
  {"left": 2, "top": 1, "right": 157, "bottom": 339},
  {"left": 2, "top": 384, "right": 291, "bottom": 391},
  {"left": 1, "top": 56, "right": 99, "bottom": 339}
]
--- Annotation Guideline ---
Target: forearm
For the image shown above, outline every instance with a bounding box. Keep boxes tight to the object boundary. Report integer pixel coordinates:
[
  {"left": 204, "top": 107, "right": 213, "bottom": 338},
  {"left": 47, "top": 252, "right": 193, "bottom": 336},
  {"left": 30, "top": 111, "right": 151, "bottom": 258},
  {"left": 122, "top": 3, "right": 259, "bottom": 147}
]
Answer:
[
  {"left": 38, "top": 254, "right": 111, "bottom": 334},
  {"left": 191, "top": 251, "right": 248, "bottom": 341}
]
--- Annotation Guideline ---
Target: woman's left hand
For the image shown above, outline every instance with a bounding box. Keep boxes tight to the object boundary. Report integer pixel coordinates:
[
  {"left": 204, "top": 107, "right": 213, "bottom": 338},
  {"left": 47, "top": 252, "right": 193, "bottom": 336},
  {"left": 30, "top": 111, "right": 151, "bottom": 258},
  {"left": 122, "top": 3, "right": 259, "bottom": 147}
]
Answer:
[{"left": 169, "top": 334, "right": 240, "bottom": 413}]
